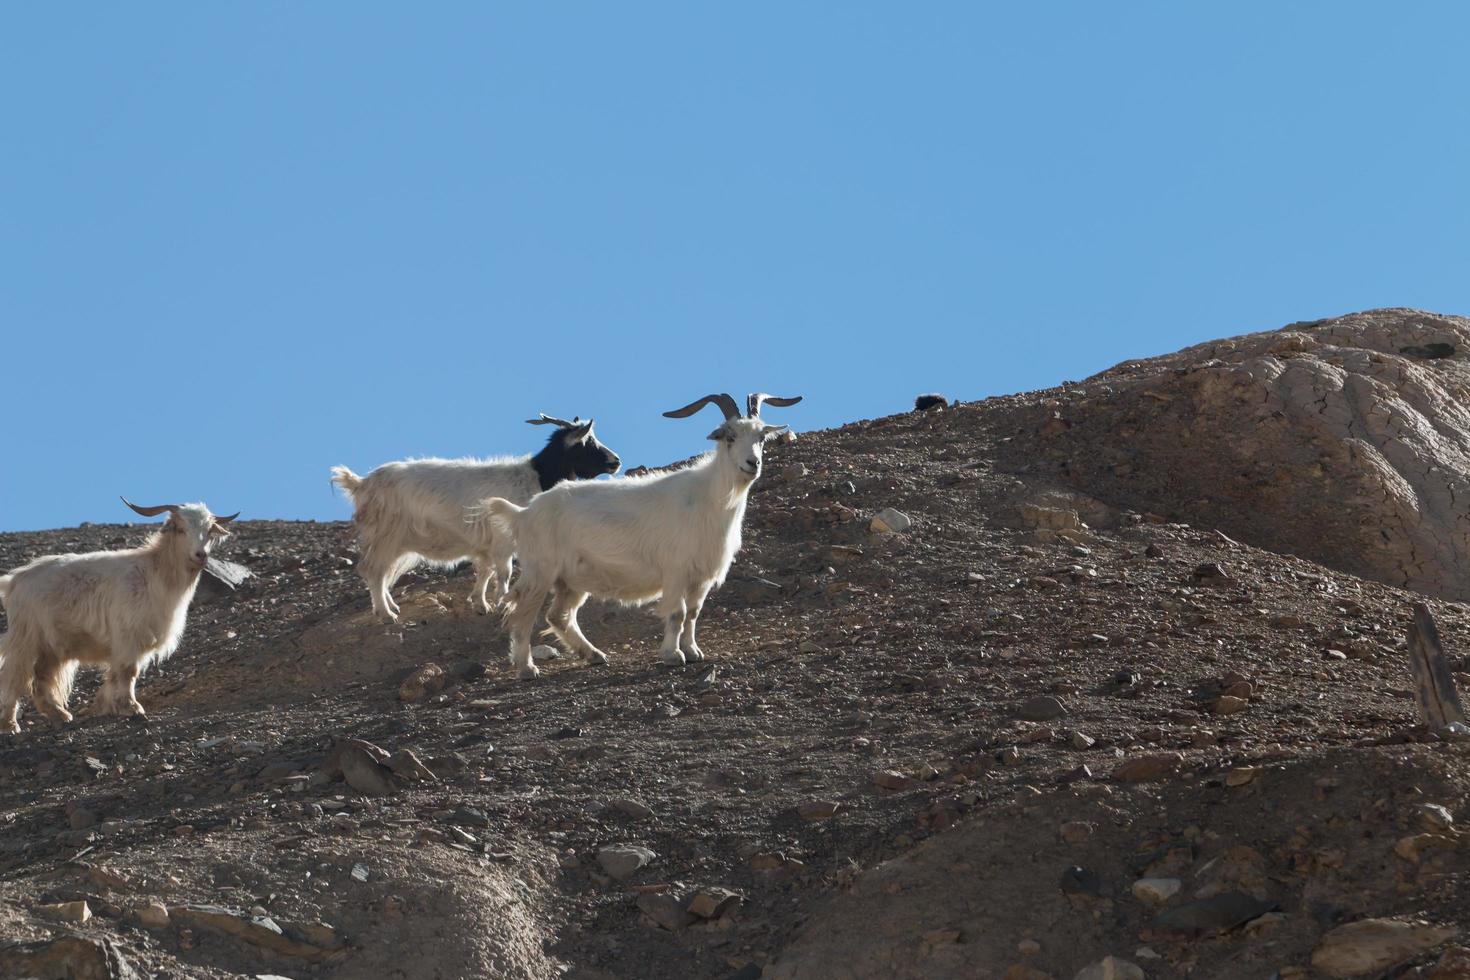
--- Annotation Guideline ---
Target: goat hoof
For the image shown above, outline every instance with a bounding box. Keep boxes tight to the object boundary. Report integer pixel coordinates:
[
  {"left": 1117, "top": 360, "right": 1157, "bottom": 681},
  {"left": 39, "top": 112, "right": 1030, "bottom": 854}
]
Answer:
[
  {"left": 517, "top": 664, "right": 541, "bottom": 680},
  {"left": 660, "top": 649, "right": 687, "bottom": 666},
  {"left": 682, "top": 648, "right": 705, "bottom": 662},
  {"left": 584, "top": 651, "right": 609, "bottom": 666}
]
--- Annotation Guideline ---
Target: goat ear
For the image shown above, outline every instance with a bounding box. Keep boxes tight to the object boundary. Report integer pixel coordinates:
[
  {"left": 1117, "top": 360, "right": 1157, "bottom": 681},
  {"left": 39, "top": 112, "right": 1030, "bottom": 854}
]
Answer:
[
  {"left": 567, "top": 420, "right": 594, "bottom": 444},
  {"left": 762, "top": 424, "right": 790, "bottom": 440},
  {"left": 209, "top": 522, "right": 232, "bottom": 538},
  {"left": 706, "top": 426, "right": 728, "bottom": 442}
]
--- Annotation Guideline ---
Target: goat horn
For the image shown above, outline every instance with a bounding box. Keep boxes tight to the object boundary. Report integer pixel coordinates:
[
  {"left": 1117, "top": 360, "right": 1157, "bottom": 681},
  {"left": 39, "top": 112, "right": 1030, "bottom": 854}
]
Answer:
[
  {"left": 746, "top": 393, "right": 804, "bottom": 418},
  {"left": 120, "top": 497, "right": 178, "bottom": 518},
  {"left": 213, "top": 512, "right": 240, "bottom": 524},
  {"left": 663, "top": 394, "right": 742, "bottom": 421},
  {"left": 526, "top": 413, "right": 578, "bottom": 428}
]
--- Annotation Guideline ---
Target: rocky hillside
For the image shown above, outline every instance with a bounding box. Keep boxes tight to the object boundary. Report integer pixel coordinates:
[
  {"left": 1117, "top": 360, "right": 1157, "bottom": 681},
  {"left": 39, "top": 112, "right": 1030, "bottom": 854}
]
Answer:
[
  {"left": 3, "top": 309, "right": 1470, "bottom": 980},
  {"left": 997, "top": 308, "right": 1470, "bottom": 602}
]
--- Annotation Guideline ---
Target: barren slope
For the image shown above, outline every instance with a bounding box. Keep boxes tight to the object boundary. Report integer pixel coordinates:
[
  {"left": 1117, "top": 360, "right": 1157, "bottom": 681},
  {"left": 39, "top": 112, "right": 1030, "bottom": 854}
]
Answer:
[{"left": 4, "top": 310, "right": 1470, "bottom": 979}]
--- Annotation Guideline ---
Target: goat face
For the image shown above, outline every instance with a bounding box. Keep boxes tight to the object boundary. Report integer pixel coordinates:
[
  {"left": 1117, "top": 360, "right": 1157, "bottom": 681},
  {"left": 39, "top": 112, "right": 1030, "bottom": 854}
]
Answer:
[
  {"left": 707, "top": 417, "right": 787, "bottom": 482},
  {"left": 557, "top": 421, "right": 622, "bottom": 479},
  {"left": 163, "top": 504, "right": 234, "bottom": 571}
]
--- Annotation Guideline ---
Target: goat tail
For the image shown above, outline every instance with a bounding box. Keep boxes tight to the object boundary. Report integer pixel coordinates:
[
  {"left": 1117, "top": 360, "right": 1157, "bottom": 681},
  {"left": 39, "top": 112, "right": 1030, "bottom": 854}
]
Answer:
[
  {"left": 478, "top": 497, "right": 525, "bottom": 543},
  {"left": 330, "top": 466, "right": 363, "bottom": 500}
]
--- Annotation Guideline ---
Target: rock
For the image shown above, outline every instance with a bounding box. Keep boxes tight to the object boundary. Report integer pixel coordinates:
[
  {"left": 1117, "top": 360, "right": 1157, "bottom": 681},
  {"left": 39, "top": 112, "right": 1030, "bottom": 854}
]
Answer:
[
  {"left": 399, "top": 663, "right": 446, "bottom": 702},
  {"left": 597, "top": 845, "right": 656, "bottom": 881},
  {"left": 797, "top": 800, "right": 841, "bottom": 821},
  {"left": 69, "top": 806, "right": 99, "bottom": 830},
  {"left": 870, "top": 508, "right": 912, "bottom": 534},
  {"left": 453, "top": 660, "right": 488, "bottom": 682},
  {"left": 1018, "top": 695, "right": 1068, "bottom": 721},
  {"left": 1061, "top": 866, "right": 1105, "bottom": 898},
  {"left": 251, "top": 756, "right": 297, "bottom": 780},
  {"left": 1060, "top": 821, "right": 1095, "bottom": 843},
  {"left": 1402, "top": 342, "right": 1458, "bottom": 359},
  {"left": 0, "top": 936, "right": 139, "bottom": 980},
  {"left": 1312, "top": 918, "right": 1459, "bottom": 978},
  {"left": 1426, "top": 947, "right": 1470, "bottom": 979},
  {"left": 1131, "top": 878, "right": 1182, "bottom": 904},
  {"left": 1069, "top": 731, "right": 1096, "bottom": 750},
  {"left": 872, "top": 770, "right": 916, "bottom": 791},
  {"left": 1212, "top": 696, "right": 1249, "bottom": 715},
  {"left": 451, "top": 805, "right": 490, "bottom": 827},
  {"left": 426, "top": 752, "right": 470, "bottom": 778},
  {"left": 1193, "top": 562, "right": 1230, "bottom": 580},
  {"left": 1112, "top": 753, "right": 1182, "bottom": 782},
  {"left": 1151, "top": 892, "right": 1277, "bottom": 939},
  {"left": 782, "top": 463, "right": 809, "bottom": 482},
  {"left": 998, "top": 746, "right": 1023, "bottom": 766},
  {"left": 1004, "top": 966, "right": 1056, "bottom": 980},
  {"left": 531, "top": 644, "right": 561, "bottom": 662},
  {"left": 1417, "top": 803, "right": 1456, "bottom": 832},
  {"left": 686, "top": 887, "right": 742, "bottom": 919},
  {"left": 608, "top": 798, "right": 654, "bottom": 820},
  {"left": 321, "top": 737, "right": 390, "bottom": 777},
  {"left": 1244, "top": 912, "right": 1286, "bottom": 935},
  {"left": 1394, "top": 833, "right": 1458, "bottom": 863},
  {"left": 338, "top": 743, "right": 397, "bottom": 796},
  {"left": 171, "top": 904, "right": 343, "bottom": 962},
  {"left": 1225, "top": 766, "right": 1262, "bottom": 787},
  {"left": 636, "top": 892, "right": 696, "bottom": 931},
  {"left": 1073, "top": 957, "right": 1145, "bottom": 980},
  {"left": 38, "top": 900, "right": 92, "bottom": 923},
  {"left": 386, "top": 747, "right": 437, "bottom": 782},
  {"left": 75, "top": 865, "right": 126, "bottom": 893},
  {"left": 350, "top": 863, "right": 369, "bottom": 882},
  {"left": 135, "top": 901, "right": 170, "bottom": 928},
  {"left": 1030, "top": 311, "right": 1470, "bottom": 602}
]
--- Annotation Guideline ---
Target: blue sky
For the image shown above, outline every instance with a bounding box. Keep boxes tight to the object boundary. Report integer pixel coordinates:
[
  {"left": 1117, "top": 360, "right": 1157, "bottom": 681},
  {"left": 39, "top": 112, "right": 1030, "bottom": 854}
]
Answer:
[{"left": 3, "top": 4, "right": 1467, "bottom": 531}]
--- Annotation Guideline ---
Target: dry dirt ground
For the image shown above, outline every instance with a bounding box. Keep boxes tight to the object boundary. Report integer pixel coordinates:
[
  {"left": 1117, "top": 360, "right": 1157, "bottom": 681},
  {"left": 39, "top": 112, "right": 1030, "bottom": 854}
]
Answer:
[{"left": 5, "top": 313, "right": 1470, "bottom": 979}]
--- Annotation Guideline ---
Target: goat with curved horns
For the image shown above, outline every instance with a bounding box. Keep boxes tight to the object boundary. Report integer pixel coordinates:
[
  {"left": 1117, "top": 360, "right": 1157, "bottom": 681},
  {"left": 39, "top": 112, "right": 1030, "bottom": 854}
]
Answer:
[
  {"left": 481, "top": 391, "right": 802, "bottom": 678},
  {"left": 0, "top": 498, "right": 238, "bottom": 733},
  {"left": 330, "top": 414, "right": 622, "bottom": 620}
]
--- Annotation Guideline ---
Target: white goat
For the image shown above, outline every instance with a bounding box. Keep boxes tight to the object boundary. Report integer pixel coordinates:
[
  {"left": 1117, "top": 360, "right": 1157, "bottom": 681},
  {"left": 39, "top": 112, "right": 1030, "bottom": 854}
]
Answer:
[
  {"left": 483, "top": 392, "right": 801, "bottom": 678},
  {"left": 330, "top": 415, "right": 621, "bottom": 621},
  {"left": 0, "top": 499, "right": 238, "bottom": 733}
]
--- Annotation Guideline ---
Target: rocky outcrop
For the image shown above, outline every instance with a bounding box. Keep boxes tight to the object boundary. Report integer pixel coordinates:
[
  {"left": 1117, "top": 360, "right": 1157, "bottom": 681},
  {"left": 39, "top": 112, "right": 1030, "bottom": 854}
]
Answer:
[{"left": 1015, "top": 309, "right": 1470, "bottom": 599}]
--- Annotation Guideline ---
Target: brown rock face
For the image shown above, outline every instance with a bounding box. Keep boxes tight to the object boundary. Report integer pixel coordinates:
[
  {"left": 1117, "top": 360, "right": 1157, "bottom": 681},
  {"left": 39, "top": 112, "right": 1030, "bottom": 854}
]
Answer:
[{"left": 1019, "top": 309, "right": 1470, "bottom": 599}]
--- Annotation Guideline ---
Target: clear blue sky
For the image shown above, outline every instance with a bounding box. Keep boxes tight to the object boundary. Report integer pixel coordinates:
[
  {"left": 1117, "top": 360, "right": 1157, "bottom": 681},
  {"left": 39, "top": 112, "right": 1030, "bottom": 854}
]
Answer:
[{"left": 3, "top": 4, "right": 1467, "bottom": 531}]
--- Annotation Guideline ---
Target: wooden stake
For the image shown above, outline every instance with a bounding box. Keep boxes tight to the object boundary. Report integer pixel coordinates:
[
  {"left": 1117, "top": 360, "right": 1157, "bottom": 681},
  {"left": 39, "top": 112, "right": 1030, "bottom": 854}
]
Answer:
[{"left": 1406, "top": 602, "right": 1467, "bottom": 727}]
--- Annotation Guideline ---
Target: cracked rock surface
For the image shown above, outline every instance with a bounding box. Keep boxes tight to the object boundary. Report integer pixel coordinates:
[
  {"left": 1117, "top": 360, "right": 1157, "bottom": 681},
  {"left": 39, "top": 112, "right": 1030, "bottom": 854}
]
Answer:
[{"left": 1001, "top": 308, "right": 1470, "bottom": 600}]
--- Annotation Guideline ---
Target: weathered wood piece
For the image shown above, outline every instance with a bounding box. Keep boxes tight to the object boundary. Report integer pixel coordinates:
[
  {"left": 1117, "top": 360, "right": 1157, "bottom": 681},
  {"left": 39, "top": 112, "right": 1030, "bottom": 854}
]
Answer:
[{"left": 1406, "top": 602, "right": 1467, "bottom": 727}]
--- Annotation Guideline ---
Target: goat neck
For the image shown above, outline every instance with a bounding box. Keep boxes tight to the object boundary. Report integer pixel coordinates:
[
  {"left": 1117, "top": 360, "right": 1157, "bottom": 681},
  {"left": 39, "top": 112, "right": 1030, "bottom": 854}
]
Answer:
[{"left": 142, "top": 526, "right": 204, "bottom": 592}]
